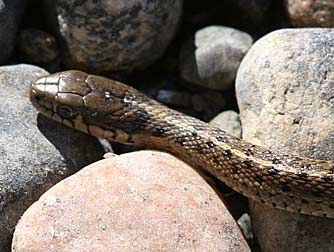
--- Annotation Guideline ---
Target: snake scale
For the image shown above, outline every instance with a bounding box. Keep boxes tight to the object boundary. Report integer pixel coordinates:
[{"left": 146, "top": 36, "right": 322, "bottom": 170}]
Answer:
[{"left": 29, "top": 70, "right": 334, "bottom": 218}]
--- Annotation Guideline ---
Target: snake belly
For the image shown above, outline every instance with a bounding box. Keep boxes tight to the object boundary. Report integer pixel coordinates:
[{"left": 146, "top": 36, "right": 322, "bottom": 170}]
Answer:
[{"left": 29, "top": 70, "right": 334, "bottom": 218}]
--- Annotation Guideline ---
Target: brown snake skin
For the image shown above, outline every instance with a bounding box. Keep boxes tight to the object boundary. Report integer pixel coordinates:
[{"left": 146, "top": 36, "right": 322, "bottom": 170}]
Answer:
[{"left": 29, "top": 70, "right": 334, "bottom": 218}]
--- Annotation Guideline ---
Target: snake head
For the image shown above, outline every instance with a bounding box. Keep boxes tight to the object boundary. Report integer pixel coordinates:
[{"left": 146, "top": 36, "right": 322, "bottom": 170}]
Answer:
[{"left": 30, "top": 70, "right": 151, "bottom": 142}]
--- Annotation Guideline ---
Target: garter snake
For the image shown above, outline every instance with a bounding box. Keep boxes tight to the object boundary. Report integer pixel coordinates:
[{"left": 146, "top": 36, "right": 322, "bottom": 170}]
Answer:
[{"left": 29, "top": 70, "right": 334, "bottom": 218}]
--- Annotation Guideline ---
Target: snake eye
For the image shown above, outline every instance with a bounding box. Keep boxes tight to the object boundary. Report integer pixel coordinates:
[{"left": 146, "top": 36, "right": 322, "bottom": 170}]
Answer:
[{"left": 57, "top": 106, "right": 73, "bottom": 118}]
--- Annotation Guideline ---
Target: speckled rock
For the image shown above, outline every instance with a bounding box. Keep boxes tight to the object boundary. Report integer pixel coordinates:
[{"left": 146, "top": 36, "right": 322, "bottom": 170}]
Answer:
[
  {"left": 236, "top": 28, "right": 334, "bottom": 252},
  {"left": 12, "top": 151, "right": 250, "bottom": 252},
  {"left": 286, "top": 0, "right": 334, "bottom": 27},
  {"left": 0, "top": 64, "right": 104, "bottom": 250},
  {"left": 18, "top": 28, "right": 60, "bottom": 68},
  {"left": 48, "top": 0, "right": 182, "bottom": 72},
  {"left": 209, "top": 110, "right": 241, "bottom": 138},
  {"left": 0, "top": 0, "right": 27, "bottom": 63},
  {"left": 180, "top": 26, "right": 253, "bottom": 91}
]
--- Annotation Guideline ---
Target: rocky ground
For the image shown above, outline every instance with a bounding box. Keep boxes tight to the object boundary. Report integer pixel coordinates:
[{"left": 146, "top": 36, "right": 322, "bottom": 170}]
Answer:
[{"left": 1, "top": 0, "right": 334, "bottom": 251}]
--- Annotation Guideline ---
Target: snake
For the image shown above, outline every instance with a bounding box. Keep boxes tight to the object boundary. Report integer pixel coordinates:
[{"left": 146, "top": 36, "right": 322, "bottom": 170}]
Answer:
[{"left": 29, "top": 70, "right": 334, "bottom": 218}]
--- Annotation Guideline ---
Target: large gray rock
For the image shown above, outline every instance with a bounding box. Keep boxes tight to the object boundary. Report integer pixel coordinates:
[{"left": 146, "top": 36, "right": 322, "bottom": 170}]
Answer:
[
  {"left": 48, "top": 0, "right": 182, "bottom": 72},
  {"left": 236, "top": 28, "right": 334, "bottom": 252},
  {"left": 0, "top": 64, "right": 104, "bottom": 250},
  {"left": 0, "top": 0, "right": 27, "bottom": 63},
  {"left": 180, "top": 26, "right": 253, "bottom": 91},
  {"left": 12, "top": 151, "right": 250, "bottom": 252}
]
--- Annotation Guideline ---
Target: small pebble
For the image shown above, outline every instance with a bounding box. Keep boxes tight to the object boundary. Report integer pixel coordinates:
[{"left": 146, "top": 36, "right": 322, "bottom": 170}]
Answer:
[
  {"left": 18, "top": 28, "right": 60, "bottom": 65},
  {"left": 210, "top": 110, "right": 241, "bottom": 138}
]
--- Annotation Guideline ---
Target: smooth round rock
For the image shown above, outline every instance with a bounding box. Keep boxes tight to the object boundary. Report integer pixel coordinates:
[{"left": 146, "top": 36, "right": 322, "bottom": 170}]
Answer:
[
  {"left": 12, "top": 151, "right": 250, "bottom": 252},
  {"left": 0, "top": 0, "right": 26, "bottom": 63},
  {"left": 180, "top": 26, "right": 253, "bottom": 91},
  {"left": 209, "top": 110, "right": 241, "bottom": 138},
  {"left": 0, "top": 64, "right": 104, "bottom": 250},
  {"left": 49, "top": 0, "right": 182, "bottom": 72},
  {"left": 236, "top": 28, "right": 334, "bottom": 252},
  {"left": 286, "top": 0, "right": 334, "bottom": 27}
]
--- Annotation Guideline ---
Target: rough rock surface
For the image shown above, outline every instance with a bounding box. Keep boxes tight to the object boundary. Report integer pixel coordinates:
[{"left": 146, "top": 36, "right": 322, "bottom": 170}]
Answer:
[
  {"left": 0, "top": 64, "right": 104, "bottom": 250},
  {"left": 0, "top": 0, "right": 27, "bottom": 63},
  {"left": 286, "top": 0, "right": 334, "bottom": 27},
  {"left": 236, "top": 28, "right": 334, "bottom": 252},
  {"left": 209, "top": 110, "right": 241, "bottom": 138},
  {"left": 180, "top": 26, "right": 253, "bottom": 91},
  {"left": 48, "top": 0, "right": 182, "bottom": 72},
  {"left": 12, "top": 151, "right": 250, "bottom": 252}
]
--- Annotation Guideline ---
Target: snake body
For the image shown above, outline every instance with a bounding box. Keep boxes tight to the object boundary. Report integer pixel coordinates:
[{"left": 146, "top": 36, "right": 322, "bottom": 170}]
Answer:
[{"left": 29, "top": 70, "right": 334, "bottom": 218}]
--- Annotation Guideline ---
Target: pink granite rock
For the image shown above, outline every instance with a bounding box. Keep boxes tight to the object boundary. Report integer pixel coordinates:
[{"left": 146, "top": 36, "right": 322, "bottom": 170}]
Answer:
[{"left": 12, "top": 151, "right": 249, "bottom": 252}]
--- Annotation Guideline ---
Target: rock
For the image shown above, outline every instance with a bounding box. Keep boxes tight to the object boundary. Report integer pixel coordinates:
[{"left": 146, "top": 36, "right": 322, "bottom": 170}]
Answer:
[
  {"left": 237, "top": 214, "right": 253, "bottom": 243},
  {"left": 179, "top": 26, "right": 253, "bottom": 91},
  {"left": 235, "top": 0, "right": 272, "bottom": 23},
  {"left": 12, "top": 151, "right": 250, "bottom": 252},
  {"left": 0, "top": 0, "right": 27, "bottom": 63},
  {"left": 47, "top": 0, "right": 182, "bottom": 72},
  {"left": 236, "top": 28, "right": 334, "bottom": 252},
  {"left": 209, "top": 110, "right": 241, "bottom": 138},
  {"left": 0, "top": 64, "right": 104, "bottom": 250},
  {"left": 286, "top": 0, "right": 334, "bottom": 27},
  {"left": 18, "top": 28, "right": 60, "bottom": 70},
  {"left": 191, "top": 91, "right": 226, "bottom": 121},
  {"left": 156, "top": 89, "right": 193, "bottom": 108}
]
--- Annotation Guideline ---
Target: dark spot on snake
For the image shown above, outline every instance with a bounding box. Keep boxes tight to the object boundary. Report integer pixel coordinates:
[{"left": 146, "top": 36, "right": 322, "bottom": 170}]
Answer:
[
  {"left": 268, "top": 167, "right": 278, "bottom": 175},
  {"left": 206, "top": 141, "right": 214, "bottom": 148},
  {"left": 301, "top": 164, "right": 311, "bottom": 171},
  {"left": 272, "top": 202, "right": 277, "bottom": 207},
  {"left": 152, "top": 128, "right": 165, "bottom": 137},
  {"left": 243, "top": 149, "right": 253, "bottom": 156},
  {"left": 254, "top": 176, "right": 263, "bottom": 183},
  {"left": 223, "top": 149, "right": 232, "bottom": 157},
  {"left": 57, "top": 105, "right": 73, "bottom": 118},
  {"left": 216, "top": 135, "right": 228, "bottom": 142},
  {"left": 329, "top": 204, "right": 334, "bottom": 209},
  {"left": 272, "top": 158, "right": 281, "bottom": 164},
  {"left": 243, "top": 160, "right": 253, "bottom": 167},
  {"left": 321, "top": 176, "right": 333, "bottom": 182},
  {"left": 297, "top": 172, "right": 308, "bottom": 178},
  {"left": 191, "top": 132, "right": 198, "bottom": 138}
]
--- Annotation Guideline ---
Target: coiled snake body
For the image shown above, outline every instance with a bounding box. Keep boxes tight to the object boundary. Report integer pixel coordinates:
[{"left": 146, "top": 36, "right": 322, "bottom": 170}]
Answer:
[{"left": 29, "top": 70, "right": 334, "bottom": 218}]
